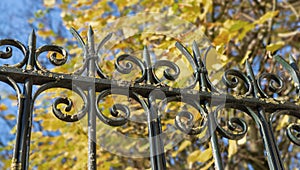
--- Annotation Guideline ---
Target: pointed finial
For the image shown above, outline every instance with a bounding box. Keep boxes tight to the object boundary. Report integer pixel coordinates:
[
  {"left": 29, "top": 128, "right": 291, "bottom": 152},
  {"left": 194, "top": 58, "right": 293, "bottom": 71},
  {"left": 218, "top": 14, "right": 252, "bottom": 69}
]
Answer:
[
  {"left": 28, "top": 29, "right": 36, "bottom": 47},
  {"left": 88, "top": 25, "right": 95, "bottom": 53},
  {"left": 88, "top": 25, "right": 94, "bottom": 36}
]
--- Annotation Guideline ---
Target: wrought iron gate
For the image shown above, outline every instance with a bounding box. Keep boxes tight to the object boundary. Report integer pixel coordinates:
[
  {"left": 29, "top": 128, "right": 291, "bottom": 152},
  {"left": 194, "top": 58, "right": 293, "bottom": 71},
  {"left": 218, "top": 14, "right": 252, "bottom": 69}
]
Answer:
[{"left": 0, "top": 27, "right": 299, "bottom": 170}]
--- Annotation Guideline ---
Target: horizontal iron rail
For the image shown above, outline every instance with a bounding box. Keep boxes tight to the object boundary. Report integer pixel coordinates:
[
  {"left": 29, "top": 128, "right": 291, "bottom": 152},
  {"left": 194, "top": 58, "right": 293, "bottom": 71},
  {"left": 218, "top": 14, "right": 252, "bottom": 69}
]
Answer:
[{"left": 1, "top": 65, "right": 299, "bottom": 112}]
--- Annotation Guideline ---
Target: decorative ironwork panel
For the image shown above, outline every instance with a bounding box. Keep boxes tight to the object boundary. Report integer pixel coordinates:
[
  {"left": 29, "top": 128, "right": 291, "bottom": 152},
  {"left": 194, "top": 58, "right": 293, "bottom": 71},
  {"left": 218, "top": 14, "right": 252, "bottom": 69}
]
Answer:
[{"left": 0, "top": 27, "right": 299, "bottom": 170}]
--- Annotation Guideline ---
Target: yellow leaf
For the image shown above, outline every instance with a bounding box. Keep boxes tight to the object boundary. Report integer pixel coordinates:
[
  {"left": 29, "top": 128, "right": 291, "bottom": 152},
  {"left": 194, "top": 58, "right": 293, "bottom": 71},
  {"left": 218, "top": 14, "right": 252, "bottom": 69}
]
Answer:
[
  {"left": 229, "top": 20, "right": 250, "bottom": 32},
  {"left": 276, "top": 115, "right": 289, "bottom": 131},
  {"left": 213, "top": 29, "right": 230, "bottom": 45},
  {"left": 255, "top": 10, "right": 279, "bottom": 25},
  {"left": 0, "top": 104, "right": 8, "bottom": 111},
  {"left": 187, "top": 150, "right": 201, "bottom": 164},
  {"left": 266, "top": 41, "right": 285, "bottom": 52},
  {"left": 201, "top": 159, "right": 214, "bottom": 170},
  {"left": 215, "top": 44, "right": 225, "bottom": 54},
  {"left": 240, "top": 50, "right": 251, "bottom": 64},
  {"left": 187, "top": 146, "right": 212, "bottom": 165},
  {"left": 37, "top": 30, "right": 55, "bottom": 39},
  {"left": 237, "top": 135, "right": 247, "bottom": 145},
  {"left": 196, "top": 127, "right": 208, "bottom": 139},
  {"left": 44, "top": 0, "right": 56, "bottom": 7},
  {"left": 171, "top": 140, "right": 191, "bottom": 157},
  {"left": 228, "top": 140, "right": 238, "bottom": 158},
  {"left": 198, "top": 0, "right": 213, "bottom": 20},
  {"left": 177, "top": 140, "right": 191, "bottom": 152},
  {"left": 4, "top": 114, "right": 15, "bottom": 120}
]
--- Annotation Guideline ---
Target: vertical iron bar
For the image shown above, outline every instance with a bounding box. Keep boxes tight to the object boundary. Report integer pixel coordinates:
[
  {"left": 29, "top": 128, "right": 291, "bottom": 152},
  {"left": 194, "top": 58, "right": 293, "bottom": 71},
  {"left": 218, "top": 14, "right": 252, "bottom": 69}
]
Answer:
[
  {"left": 208, "top": 105, "right": 223, "bottom": 170},
  {"left": 12, "top": 85, "right": 25, "bottom": 169},
  {"left": 144, "top": 47, "right": 166, "bottom": 170},
  {"left": 194, "top": 42, "right": 223, "bottom": 170},
  {"left": 87, "top": 26, "right": 97, "bottom": 170},
  {"left": 12, "top": 30, "right": 36, "bottom": 170},
  {"left": 257, "top": 108, "right": 284, "bottom": 169},
  {"left": 246, "top": 61, "right": 284, "bottom": 169},
  {"left": 147, "top": 94, "right": 166, "bottom": 170}
]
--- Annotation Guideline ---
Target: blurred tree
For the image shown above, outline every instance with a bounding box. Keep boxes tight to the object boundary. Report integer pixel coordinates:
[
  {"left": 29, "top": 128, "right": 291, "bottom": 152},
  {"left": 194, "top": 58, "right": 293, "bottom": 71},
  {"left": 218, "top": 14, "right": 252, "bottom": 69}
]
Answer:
[{"left": 1, "top": 0, "right": 299, "bottom": 169}]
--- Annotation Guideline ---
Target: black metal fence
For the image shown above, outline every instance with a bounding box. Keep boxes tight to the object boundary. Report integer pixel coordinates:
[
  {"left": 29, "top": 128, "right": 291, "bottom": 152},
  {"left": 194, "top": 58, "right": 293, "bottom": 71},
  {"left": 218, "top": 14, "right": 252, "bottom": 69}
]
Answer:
[{"left": 0, "top": 27, "right": 299, "bottom": 170}]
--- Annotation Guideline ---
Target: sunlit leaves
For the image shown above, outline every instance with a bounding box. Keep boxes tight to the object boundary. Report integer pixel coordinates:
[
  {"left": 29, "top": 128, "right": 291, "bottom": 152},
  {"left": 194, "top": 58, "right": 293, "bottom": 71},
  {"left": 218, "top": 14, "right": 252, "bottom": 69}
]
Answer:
[
  {"left": 43, "top": 0, "right": 56, "bottom": 8},
  {"left": 266, "top": 41, "right": 285, "bottom": 53},
  {"left": 4, "top": 114, "right": 15, "bottom": 120},
  {"left": 227, "top": 140, "right": 237, "bottom": 158},
  {"left": 21, "top": 0, "right": 299, "bottom": 169},
  {"left": 187, "top": 144, "right": 212, "bottom": 168},
  {"left": 171, "top": 140, "right": 191, "bottom": 157},
  {"left": 254, "top": 10, "right": 279, "bottom": 25},
  {"left": 37, "top": 30, "right": 56, "bottom": 39},
  {"left": 0, "top": 103, "right": 8, "bottom": 111}
]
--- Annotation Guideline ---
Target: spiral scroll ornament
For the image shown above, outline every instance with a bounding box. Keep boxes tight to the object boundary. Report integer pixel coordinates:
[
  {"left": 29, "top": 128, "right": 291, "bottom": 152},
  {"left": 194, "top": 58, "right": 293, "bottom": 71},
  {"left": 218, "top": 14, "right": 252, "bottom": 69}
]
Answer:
[
  {"left": 257, "top": 73, "right": 284, "bottom": 97},
  {"left": 32, "top": 82, "right": 88, "bottom": 122},
  {"left": 213, "top": 104, "right": 249, "bottom": 140},
  {"left": 270, "top": 110, "right": 300, "bottom": 146},
  {"left": 159, "top": 96, "right": 209, "bottom": 137},
  {"left": 95, "top": 89, "right": 149, "bottom": 126},
  {"left": 35, "top": 45, "right": 68, "bottom": 72},
  {"left": 0, "top": 39, "right": 28, "bottom": 68}
]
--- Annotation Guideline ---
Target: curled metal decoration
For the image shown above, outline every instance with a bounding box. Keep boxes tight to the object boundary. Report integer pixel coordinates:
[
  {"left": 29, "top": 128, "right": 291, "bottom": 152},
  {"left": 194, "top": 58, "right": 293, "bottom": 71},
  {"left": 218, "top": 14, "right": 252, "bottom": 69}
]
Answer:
[
  {"left": 115, "top": 54, "right": 146, "bottom": 83},
  {"left": 222, "top": 69, "right": 253, "bottom": 96},
  {"left": 1, "top": 27, "right": 300, "bottom": 169},
  {"left": 96, "top": 32, "right": 113, "bottom": 57},
  {"left": 270, "top": 110, "right": 300, "bottom": 146},
  {"left": 70, "top": 27, "right": 111, "bottom": 78},
  {"left": 257, "top": 73, "right": 284, "bottom": 97},
  {"left": 0, "top": 39, "right": 28, "bottom": 68},
  {"left": 32, "top": 82, "right": 88, "bottom": 122},
  {"left": 95, "top": 32, "right": 113, "bottom": 79},
  {"left": 175, "top": 110, "right": 208, "bottom": 136},
  {"left": 175, "top": 41, "right": 220, "bottom": 90},
  {"left": 192, "top": 43, "right": 219, "bottom": 92},
  {"left": 0, "top": 75, "right": 22, "bottom": 105},
  {"left": 35, "top": 45, "right": 68, "bottom": 72},
  {"left": 287, "top": 123, "right": 300, "bottom": 146},
  {"left": 159, "top": 96, "right": 208, "bottom": 136},
  {"left": 69, "top": 27, "right": 88, "bottom": 75},
  {"left": 213, "top": 104, "right": 249, "bottom": 140},
  {"left": 152, "top": 60, "right": 180, "bottom": 82},
  {"left": 95, "top": 89, "right": 149, "bottom": 126},
  {"left": 274, "top": 55, "right": 300, "bottom": 96},
  {"left": 174, "top": 42, "right": 199, "bottom": 88}
]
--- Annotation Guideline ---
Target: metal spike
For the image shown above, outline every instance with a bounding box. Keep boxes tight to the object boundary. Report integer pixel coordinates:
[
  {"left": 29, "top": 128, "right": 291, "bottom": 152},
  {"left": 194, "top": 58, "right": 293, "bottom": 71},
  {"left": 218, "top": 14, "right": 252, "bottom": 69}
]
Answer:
[
  {"left": 88, "top": 26, "right": 95, "bottom": 53},
  {"left": 28, "top": 29, "right": 36, "bottom": 48}
]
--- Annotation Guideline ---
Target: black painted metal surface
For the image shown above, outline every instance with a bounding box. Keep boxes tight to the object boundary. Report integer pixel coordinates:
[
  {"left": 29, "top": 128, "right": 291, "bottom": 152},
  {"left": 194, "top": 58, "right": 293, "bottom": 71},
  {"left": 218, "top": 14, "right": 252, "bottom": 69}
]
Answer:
[{"left": 0, "top": 27, "right": 299, "bottom": 170}]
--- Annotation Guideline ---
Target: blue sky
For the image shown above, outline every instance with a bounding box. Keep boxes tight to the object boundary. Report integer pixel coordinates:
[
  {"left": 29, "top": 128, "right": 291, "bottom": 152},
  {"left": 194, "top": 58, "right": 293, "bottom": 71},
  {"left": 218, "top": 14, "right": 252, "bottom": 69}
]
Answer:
[{"left": 0, "top": 0, "right": 45, "bottom": 146}]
